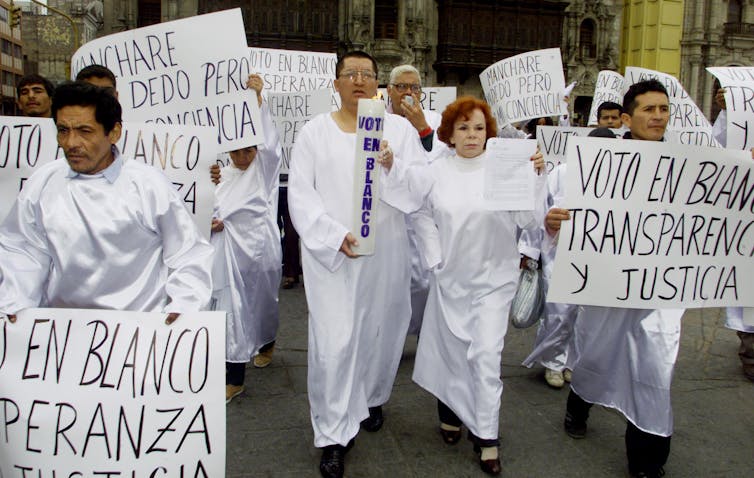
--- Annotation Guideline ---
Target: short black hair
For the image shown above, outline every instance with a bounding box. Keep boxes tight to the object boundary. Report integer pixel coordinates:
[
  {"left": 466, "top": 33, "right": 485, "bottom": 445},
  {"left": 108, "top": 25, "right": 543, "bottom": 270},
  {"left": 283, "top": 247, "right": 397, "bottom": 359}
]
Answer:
[
  {"left": 623, "top": 80, "right": 669, "bottom": 116},
  {"left": 525, "top": 116, "right": 553, "bottom": 139},
  {"left": 335, "top": 51, "right": 379, "bottom": 78},
  {"left": 76, "top": 64, "right": 117, "bottom": 88},
  {"left": 52, "top": 82, "right": 122, "bottom": 134},
  {"left": 16, "top": 74, "right": 55, "bottom": 98},
  {"left": 597, "top": 101, "right": 623, "bottom": 117},
  {"left": 588, "top": 127, "right": 619, "bottom": 138}
]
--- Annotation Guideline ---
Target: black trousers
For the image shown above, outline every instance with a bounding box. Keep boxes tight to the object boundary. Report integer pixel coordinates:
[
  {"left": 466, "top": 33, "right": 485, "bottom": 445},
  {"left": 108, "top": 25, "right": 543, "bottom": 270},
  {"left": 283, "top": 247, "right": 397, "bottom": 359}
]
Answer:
[
  {"left": 278, "top": 186, "right": 301, "bottom": 278},
  {"left": 437, "top": 400, "right": 499, "bottom": 447},
  {"left": 567, "top": 390, "right": 670, "bottom": 474},
  {"left": 226, "top": 361, "right": 246, "bottom": 386}
]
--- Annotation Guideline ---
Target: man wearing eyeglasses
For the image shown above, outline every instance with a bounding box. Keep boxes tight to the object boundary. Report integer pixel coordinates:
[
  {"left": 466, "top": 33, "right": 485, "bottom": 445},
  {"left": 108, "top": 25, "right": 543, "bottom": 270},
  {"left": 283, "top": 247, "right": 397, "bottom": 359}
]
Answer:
[
  {"left": 386, "top": 65, "right": 448, "bottom": 162},
  {"left": 288, "top": 51, "right": 431, "bottom": 478}
]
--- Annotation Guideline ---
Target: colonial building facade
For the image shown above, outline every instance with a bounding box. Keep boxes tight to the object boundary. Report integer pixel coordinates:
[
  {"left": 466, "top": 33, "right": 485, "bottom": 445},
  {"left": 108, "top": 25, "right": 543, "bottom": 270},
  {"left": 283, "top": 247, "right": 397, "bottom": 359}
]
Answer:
[
  {"left": 20, "top": 1, "right": 753, "bottom": 125},
  {"left": 681, "top": 0, "right": 754, "bottom": 120}
]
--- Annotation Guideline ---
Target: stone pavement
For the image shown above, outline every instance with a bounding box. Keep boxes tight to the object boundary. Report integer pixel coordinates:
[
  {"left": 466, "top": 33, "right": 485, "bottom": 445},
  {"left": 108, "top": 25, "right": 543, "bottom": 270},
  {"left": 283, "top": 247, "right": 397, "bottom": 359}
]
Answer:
[{"left": 226, "top": 286, "right": 753, "bottom": 477}]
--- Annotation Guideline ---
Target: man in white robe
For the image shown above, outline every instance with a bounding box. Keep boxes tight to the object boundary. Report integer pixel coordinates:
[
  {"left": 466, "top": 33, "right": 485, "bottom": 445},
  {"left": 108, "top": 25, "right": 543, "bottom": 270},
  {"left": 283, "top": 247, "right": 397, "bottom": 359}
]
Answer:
[
  {"left": 212, "top": 74, "right": 283, "bottom": 402},
  {"left": 546, "top": 79, "right": 683, "bottom": 478},
  {"left": 0, "top": 81, "right": 212, "bottom": 322},
  {"left": 288, "top": 51, "right": 430, "bottom": 478},
  {"left": 386, "top": 64, "right": 448, "bottom": 336}
]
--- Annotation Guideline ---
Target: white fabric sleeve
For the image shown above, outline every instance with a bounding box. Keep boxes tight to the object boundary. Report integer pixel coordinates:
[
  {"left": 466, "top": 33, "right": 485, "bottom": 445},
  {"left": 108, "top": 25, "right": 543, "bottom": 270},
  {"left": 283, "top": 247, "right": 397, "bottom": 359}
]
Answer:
[
  {"left": 380, "top": 125, "right": 433, "bottom": 214},
  {"left": 256, "top": 102, "right": 283, "bottom": 196},
  {"left": 156, "top": 178, "right": 215, "bottom": 313},
  {"left": 0, "top": 198, "right": 51, "bottom": 314},
  {"left": 408, "top": 192, "right": 442, "bottom": 270},
  {"left": 288, "top": 121, "right": 349, "bottom": 273},
  {"left": 712, "top": 109, "right": 727, "bottom": 148}
]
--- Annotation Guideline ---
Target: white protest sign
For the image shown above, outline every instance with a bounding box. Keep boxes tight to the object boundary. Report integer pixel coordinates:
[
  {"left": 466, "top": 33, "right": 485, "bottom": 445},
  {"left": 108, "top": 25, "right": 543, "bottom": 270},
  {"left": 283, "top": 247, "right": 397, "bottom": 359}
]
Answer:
[
  {"left": 71, "top": 9, "right": 263, "bottom": 152},
  {"left": 480, "top": 48, "right": 566, "bottom": 125},
  {"left": 118, "top": 123, "right": 218, "bottom": 238},
  {"left": 247, "top": 47, "right": 336, "bottom": 93},
  {"left": 536, "top": 125, "right": 621, "bottom": 173},
  {"left": 381, "top": 86, "right": 457, "bottom": 114},
  {"left": 588, "top": 70, "right": 625, "bottom": 125},
  {"left": 624, "top": 67, "right": 719, "bottom": 147},
  {"left": 548, "top": 136, "right": 753, "bottom": 309},
  {"left": 707, "top": 66, "right": 754, "bottom": 150},
  {"left": 268, "top": 89, "right": 331, "bottom": 174},
  {"left": 0, "top": 117, "right": 58, "bottom": 221},
  {"left": 0, "top": 308, "right": 225, "bottom": 477},
  {"left": 351, "top": 98, "right": 385, "bottom": 256}
]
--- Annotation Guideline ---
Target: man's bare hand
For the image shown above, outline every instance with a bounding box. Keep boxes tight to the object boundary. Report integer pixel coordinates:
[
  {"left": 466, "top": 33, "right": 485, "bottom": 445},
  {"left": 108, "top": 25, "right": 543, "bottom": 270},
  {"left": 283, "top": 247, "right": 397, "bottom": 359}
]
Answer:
[
  {"left": 165, "top": 312, "right": 180, "bottom": 325},
  {"left": 210, "top": 164, "right": 221, "bottom": 185},
  {"left": 377, "top": 140, "right": 394, "bottom": 172},
  {"left": 545, "top": 207, "right": 571, "bottom": 237},
  {"left": 246, "top": 74, "right": 264, "bottom": 106},
  {"left": 339, "top": 233, "right": 360, "bottom": 258},
  {"left": 211, "top": 218, "right": 224, "bottom": 233},
  {"left": 401, "top": 93, "right": 430, "bottom": 132},
  {"left": 5, "top": 314, "right": 17, "bottom": 323},
  {"left": 715, "top": 88, "right": 727, "bottom": 110}
]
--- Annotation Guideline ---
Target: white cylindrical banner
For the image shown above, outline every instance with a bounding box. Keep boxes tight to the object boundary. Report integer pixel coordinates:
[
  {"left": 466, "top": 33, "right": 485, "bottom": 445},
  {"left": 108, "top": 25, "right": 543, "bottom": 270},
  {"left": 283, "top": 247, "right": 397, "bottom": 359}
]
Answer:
[{"left": 351, "top": 98, "right": 385, "bottom": 256}]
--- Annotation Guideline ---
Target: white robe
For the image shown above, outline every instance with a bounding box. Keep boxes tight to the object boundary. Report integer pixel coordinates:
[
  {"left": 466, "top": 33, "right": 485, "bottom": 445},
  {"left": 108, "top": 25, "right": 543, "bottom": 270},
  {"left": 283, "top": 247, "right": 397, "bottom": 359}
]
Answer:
[
  {"left": 212, "top": 104, "right": 283, "bottom": 362},
  {"left": 407, "top": 108, "right": 447, "bottom": 335},
  {"left": 522, "top": 164, "right": 577, "bottom": 371},
  {"left": 288, "top": 112, "right": 430, "bottom": 447},
  {"left": 0, "top": 151, "right": 213, "bottom": 314},
  {"left": 411, "top": 151, "right": 546, "bottom": 440}
]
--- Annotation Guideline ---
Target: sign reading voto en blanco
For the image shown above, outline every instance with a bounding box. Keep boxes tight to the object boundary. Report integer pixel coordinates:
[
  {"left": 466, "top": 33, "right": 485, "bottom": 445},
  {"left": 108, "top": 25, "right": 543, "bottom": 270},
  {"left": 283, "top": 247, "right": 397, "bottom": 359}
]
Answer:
[
  {"left": 71, "top": 9, "right": 262, "bottom": 152},
  {"left": 480, "top": 48, "right": 566, "bottom": 126},
  {"left": 351, "top": 98, "right": 385, "bottom": 256},
  {"left": 547, "top": 136, "right": 754, "bottom": 309},
  {"left": 0, "top": 308, "right": 226, "bottom": 477},
  {"left": 0, "top": 117, "right": 58, "bottom": 222}
]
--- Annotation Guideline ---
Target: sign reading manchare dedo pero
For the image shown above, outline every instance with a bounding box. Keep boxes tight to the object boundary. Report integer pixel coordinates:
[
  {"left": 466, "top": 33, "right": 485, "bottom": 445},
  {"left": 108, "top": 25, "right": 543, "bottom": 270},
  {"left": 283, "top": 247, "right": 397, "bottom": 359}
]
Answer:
[
  {"left": 0, "top": 117, "right": 58, "bottom": 222},
  {"left": 480, "top": 48, "right": 566, "bottom": 126},
  {"left": 707, "top": 66, "right": 754, "bottom": 150},
  {"left": 0, "top": 308, "right": 226, "bottom": 477},
  {"left": 351, "top": 98, "right": 385, "bottom": 256},
  {"left": 71, "top": 9, "right": 263, "bottom": 152},
  {"left": 547, "top": 137, "right": 754, "bottom": 309},
  {"left": 117, "top": 123, "right": 219, "bottom": 239}
]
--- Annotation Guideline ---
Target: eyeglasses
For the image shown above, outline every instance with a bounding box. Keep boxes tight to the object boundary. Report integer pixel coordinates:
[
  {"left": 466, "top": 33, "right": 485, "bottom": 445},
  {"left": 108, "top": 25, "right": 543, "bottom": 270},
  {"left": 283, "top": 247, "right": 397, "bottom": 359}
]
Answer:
[
  {"left": 339, "top": 70, "right": 377, "bottom": 82},
  {"left": 390, "top": 83, "right": 421, "bottom": 93}
]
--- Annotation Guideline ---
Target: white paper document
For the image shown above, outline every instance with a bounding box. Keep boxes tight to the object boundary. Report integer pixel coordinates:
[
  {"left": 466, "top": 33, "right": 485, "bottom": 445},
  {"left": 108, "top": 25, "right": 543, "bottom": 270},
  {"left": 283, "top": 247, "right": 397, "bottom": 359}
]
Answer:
[{"left": 483, "top": 138, "right": 537, "bottom": 210}]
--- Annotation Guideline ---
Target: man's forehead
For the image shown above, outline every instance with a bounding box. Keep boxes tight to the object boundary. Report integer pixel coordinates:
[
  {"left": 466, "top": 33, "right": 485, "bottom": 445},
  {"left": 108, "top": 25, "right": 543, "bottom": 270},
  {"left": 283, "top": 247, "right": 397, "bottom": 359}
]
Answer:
[
  {"left": 55, "top": 105, "right": 99, "bottom": 124},
  {"left": 635, "top": 91, "right": 669, "bottom": 107},
  {"left": 396, "top": 72, "right": 420, "bottom": 83},
  {"left": 20, "top": 83, "right": 47, "bottom": 92},
  {"left": 600, "top": 109, "right": 621, "bottom": 116},
  {"left": 343, "top": 57, "right": 374, "bottom": 71}
]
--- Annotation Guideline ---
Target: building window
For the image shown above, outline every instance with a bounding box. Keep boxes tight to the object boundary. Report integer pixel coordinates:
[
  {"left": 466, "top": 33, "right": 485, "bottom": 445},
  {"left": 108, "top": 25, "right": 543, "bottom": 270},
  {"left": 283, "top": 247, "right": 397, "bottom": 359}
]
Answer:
[
  {"left": 375, "top": 0, "right": 398, "bottom": 40},
  {"left": 580, "top": 19, "right": 597, "bottom": 59},
  {"left": 0, "top": 6, "right": 8, "bottom": 23},
  {"left": 728, "top": 0, "right": 743, "bottom": 24},
  {"left": 2, "top": 39, "right": 12, "bottom": 56},
  {"left": 138, "top": 0, "right": 161, "bottom": 27}
]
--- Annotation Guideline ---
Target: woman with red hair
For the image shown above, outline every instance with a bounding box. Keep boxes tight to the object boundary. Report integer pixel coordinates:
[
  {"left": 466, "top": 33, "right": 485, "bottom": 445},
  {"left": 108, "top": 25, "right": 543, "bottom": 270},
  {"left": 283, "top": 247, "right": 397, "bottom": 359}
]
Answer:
[{"left": 410, "top": 96, "right": 546, "bottom": 475}]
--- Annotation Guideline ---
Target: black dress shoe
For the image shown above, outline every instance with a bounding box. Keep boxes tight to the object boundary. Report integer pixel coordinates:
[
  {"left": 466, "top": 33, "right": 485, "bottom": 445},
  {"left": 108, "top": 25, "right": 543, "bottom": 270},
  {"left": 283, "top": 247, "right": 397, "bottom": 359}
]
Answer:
[
  {"left": 479, "top": 457, "right": 502, "bottom": 475},
  {"left": 564, "top": 411, "right": 587, "bottom": 439},
  {"left": 360, "top": 406, "right": 384, "bottom": 432},
  {"left": 319, "top": 445, "right": 345, "bottom": 478},
  {"left": 439, "top": 427, "right": 462, "bottom": 444}
]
